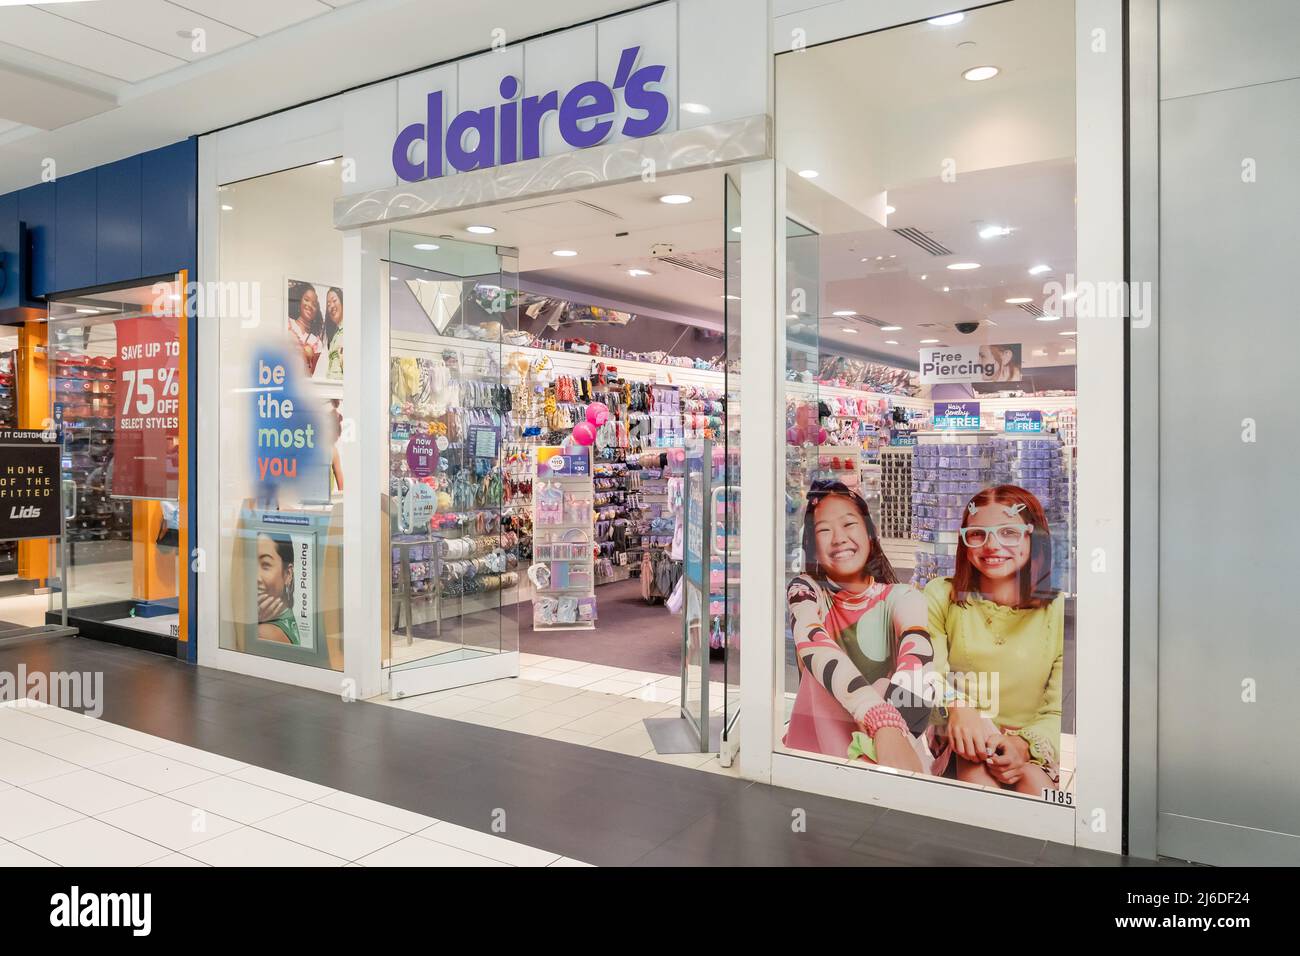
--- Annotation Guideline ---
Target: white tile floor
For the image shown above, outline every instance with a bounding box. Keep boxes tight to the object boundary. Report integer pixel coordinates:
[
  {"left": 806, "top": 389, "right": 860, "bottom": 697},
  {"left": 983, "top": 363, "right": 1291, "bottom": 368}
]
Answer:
[
  {"left": 371, "top": 652, "right": 744, "bottom": 776},
  {"left": 0, "top": 700, "right": 591, "bottom": 868}
]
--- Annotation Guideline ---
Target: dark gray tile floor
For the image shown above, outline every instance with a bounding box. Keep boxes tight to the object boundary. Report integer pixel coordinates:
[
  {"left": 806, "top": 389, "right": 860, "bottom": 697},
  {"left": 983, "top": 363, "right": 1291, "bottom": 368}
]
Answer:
[{"left": 0, "top": 633, "right": 1164, "bottom": 867}]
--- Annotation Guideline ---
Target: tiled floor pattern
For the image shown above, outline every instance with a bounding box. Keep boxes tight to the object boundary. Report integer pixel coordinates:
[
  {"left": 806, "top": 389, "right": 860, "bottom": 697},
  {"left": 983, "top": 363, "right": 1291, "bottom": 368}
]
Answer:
[
  {"left": 0, "top": 700, "right": 590, "bottom": 868},
  {"left": 372, "top": 652, "right": 741, "bottom": 774}
]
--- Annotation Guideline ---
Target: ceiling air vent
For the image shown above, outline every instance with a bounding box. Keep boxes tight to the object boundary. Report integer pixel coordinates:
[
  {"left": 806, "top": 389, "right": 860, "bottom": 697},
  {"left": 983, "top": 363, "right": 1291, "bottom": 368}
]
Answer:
[
  {"left": 657, "top": 255, "right": 726, "bottom": 281},
  {"left": 1017, "top": 302, "right": 1046, "bottom": 318},
  {"left": 892, "top": 227, "right": 953, "bottom": 257}
]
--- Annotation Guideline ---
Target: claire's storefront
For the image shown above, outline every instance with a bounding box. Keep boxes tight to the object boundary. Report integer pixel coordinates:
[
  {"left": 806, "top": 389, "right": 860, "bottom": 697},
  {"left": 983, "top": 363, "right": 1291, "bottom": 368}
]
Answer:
[{"left": 198, "top": 0, "right": 1127, "bottom": 854}]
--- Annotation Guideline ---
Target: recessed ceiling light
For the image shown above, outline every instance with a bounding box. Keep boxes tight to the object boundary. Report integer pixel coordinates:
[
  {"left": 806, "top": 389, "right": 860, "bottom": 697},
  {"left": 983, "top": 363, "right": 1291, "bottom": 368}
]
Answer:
[
  {"left": 880, "top": 325, "right": 903, "bottom": 332},
  {"left": 680, "top": 102, "right": 711, "bottom": 115},
  {"left": 942, "top": 286, "right": 951, "bottom": 292},
  {"left": 413, "top": 243, "right": 439, "bottom": 251},
  {"left": 860, "top": 257, "right": 870, "bottom": 263},
  {"left": 832, "top": 310, "right": 855, "bottom": 317},
  {"left": 841, "top": 328, "right": 859, "bottom": 334},
  {"left": 316, "top": 159, "right": 336, "bottom": 166},
  {"left": 920, "top": 274, "right": 928, "bottom": 281},
  {"left": 885, "top": 205, "right": 896, "bottom": 215},
  {"left": 1059, "top": 330, "right": 1077, "bottom": 336},
  {"left": 390, "top": 276, "right": 399, "bottom": 281},
  {"left": 1037, "top": 314, "right": 1061, "bottom": 322},
  {"left": 659, "top": 194, "right": 693, "bottom": 205},
  {"left": 552, "top": 249, "right": 578, "bottom": 257},
  {"left": 221, "top": 204, "right": 233, "bottom": 212},
  {"left": 627, "top": 268, "right": 653, "bottom": 277},
  {"left": 885, "top": 340, "right": 900, "bottom": 345},
  {"left": 798, "top": 169, "right": 819, "bottom": 179},
  {"left": 875, "top": 256, "right": 884, "bottom": 261},
  {"left": 979, "top": 225, "right": 1011, "bottom": 239},
  {"left": 963, "top": 66, "right": 1000, "bottom": 82},
  {"left": 928, "top": 13, "right": 966, "bottom": 26},
  {"left": 466, "top": 225, "right": 495, "bottom": 235},
  {"left": 75, "top": 308, "right": 100, "bottom": 315},
  {"left": 1028, "top": 264, "right": 1052, "bottom": 275},
  {"left": 947, "top": 262, "right": 981, "bottom": 270},
  {"left": 920, "top": 338, "right": 941, "bottom": 344},
  {"left": 1005, "top": 297, "right": 1033, "bottom": 304}
]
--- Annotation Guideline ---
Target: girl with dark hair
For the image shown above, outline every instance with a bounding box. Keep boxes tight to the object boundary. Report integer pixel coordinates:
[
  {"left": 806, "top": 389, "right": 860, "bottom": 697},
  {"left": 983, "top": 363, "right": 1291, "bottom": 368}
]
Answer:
[
  {"left": 926, "top": 484, "right": 1064, "bottom": 792},
  {"left": 256, "top": 532, "right": 300, "bottom": 646},
  {"left": 287, "top": 281, "right": 324, "bottom": 374},
  {"left": 784, "top": 480, "right": 937, "bottom": 772}
]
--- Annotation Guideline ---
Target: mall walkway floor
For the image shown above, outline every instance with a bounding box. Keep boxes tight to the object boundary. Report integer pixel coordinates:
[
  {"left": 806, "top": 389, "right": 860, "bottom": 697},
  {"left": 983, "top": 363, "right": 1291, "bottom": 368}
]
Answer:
[{"left": 0, "top": 634, "right": 1158, "bottom": 867}]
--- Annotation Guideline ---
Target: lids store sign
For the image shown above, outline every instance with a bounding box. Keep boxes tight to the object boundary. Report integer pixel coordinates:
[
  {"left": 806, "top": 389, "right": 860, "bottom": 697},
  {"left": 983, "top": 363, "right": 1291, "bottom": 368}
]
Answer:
[{"left": 0, "top": 430, "right": 61, "bottom": 540}]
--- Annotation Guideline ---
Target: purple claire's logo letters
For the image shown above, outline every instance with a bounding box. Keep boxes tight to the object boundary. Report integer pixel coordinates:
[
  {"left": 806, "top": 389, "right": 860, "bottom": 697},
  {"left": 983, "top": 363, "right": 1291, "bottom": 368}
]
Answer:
[{"left": 393, "top": 46, "right": 671, "bottom": 182}]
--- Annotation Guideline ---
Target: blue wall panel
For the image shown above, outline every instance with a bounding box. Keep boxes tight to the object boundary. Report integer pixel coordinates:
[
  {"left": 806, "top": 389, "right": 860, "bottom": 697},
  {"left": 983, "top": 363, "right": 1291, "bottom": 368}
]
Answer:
[
  {"left": 54, "top": 170, "right": 97, "bottom": 293},
  {"left": 17, "top": 182, "right": 56, "bottom": 299},
  {"left": 96, "top": 157, "right": 143, "bottom": 285},
  {"left": 0, "top": 192, "right": 17, "bottom": 311},
  {"left": 142, "top": 139, "right": 197, "bottom": 280}
]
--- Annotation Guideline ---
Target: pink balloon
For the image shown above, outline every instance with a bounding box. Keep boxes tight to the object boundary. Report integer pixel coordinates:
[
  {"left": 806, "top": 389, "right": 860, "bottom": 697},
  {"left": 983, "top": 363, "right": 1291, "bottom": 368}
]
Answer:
[
  {"left": 572, "top": 422, "right": 597, "bottom": 446},
  {"left": 585, "top": 402, "right": 609, "bottom": 427}
]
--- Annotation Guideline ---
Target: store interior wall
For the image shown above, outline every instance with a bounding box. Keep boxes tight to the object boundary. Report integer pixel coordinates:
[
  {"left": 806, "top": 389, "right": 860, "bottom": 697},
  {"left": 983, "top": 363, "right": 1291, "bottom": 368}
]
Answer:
[{"left": 1155, "top": 0, "right": 1300, "bottom": 865}]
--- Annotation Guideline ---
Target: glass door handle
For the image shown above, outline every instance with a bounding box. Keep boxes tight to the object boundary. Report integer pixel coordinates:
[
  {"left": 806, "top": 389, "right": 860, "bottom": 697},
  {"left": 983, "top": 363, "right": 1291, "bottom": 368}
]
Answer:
[{"left": 62, "top": 479, "right": 78, "bottom": 520}]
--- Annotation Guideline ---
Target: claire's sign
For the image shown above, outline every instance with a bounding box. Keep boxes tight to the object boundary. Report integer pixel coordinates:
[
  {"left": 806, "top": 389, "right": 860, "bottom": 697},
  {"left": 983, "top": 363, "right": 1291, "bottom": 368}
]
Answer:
[{"left": 393, "top": 45, "right": 670, "bottom": 182}]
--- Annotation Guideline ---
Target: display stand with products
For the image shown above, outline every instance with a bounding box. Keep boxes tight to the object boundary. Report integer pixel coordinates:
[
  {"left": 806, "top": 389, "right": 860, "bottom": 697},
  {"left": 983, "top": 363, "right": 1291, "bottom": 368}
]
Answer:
[
  {"left": 910, "top": 431, "right": 999, "bottom": 588},
  {"left": 530, "top": 446, "right": 596, "bottom": 630},
  {"left": 878, "top": 445, "right": 914, "bottom": 540}
]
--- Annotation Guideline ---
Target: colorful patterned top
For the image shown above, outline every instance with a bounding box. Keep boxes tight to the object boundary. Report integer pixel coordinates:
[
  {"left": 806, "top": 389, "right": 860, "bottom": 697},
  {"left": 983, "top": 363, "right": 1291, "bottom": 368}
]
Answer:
[
  {"left": 787, "top": 574, "right": 934, "bottom": 733},
  {"left": 924, "top": 577, "right": 1064, "bottom": 780}
]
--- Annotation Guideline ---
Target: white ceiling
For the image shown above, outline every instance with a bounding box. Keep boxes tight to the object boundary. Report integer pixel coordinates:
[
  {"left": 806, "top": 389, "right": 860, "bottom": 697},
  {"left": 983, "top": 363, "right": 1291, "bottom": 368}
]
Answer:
[{"left": 0, "top": 0, "right": 645, "bottom": 193}]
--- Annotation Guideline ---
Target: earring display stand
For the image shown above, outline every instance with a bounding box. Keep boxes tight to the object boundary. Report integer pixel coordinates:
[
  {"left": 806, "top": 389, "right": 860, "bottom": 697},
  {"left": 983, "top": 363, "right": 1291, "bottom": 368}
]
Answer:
[{"left": 530, "top": 445, "right": 596, "bottom": 631}]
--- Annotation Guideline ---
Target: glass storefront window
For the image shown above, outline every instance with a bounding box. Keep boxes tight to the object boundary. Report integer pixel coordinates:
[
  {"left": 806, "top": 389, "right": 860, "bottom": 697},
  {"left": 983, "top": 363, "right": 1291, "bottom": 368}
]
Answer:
[
  {"left": 776, "top": 0, "right": 1079, "bottom": 801},
  {"left": 216, "top": 162, "right": 346, "bottom": 669}
]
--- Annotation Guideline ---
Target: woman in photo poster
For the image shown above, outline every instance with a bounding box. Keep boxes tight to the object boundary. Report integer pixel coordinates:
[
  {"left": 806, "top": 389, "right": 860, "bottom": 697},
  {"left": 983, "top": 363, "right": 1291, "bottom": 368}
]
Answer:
[
  {"left": 322, "top": 286, "right": 344, "bottom": 380},
  {"left": 256, "top": 532, "right": 300, "bottom": 646},
  {"left": 784, "top": 481, "right": 937, "bottom": 772},
  {"left": 287, "top": 280, "right": 324, "bottom": 375},
  {"left": 926, "top": 485, "right": 1064, "bottom": 792}
]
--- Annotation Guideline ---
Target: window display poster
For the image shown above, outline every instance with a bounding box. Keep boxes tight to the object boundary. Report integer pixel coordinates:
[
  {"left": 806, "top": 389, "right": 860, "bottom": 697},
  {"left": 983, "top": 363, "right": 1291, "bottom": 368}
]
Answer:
[
  {"left": 919, "top": 344, "right": 1022, "bottom": 384},
  {"left": 0, "top": 431, "right": 61, "bottom": 539},
  {"left": 932, "top": 402, "right": 982, "bottom": 431},
  {"left": 113, "top": 316, "right": 180, "bottom": 499},
  {"left": 1004, "top": 410, "right": 1044, "bottom": 432},
  {"left": 784, "top": 479, "right": 1069, "bottom": 800},
  {"left": 252, "top": 514, "right": 317, "bottom": 650},
  {"left": 251, "top": 345, "right": 331, "bottom": 503},
  {"left": 287, "top": 279, "right": 344, "bottom": 381}
]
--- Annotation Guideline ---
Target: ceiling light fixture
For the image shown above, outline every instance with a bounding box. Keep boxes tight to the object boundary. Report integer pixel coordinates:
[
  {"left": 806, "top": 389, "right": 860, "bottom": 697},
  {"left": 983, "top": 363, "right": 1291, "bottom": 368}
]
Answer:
[
  {"left": 841, "top": 328, "right": 859, "bottom": 334},
  {"left": 885, "top": 340, "right": 900, "bottom": 345},
  {"left": 413, "top": 243, "right": 439, "bottom": 251},
  {"left": 659, "top": 194, "right": 693, "bottom": 204},
  {"left": 1037, "top": 314, "right": 1061, "bottom": 322},
  {"left": 832, "top": 310, "right": 855, "bottom": 317},
  {"left": 1059, "top": 330, "right": 1078, "bottom": 336},
  {"left": 316, "top": 159, "right": 336, "bottom": 166},
  {"left": 920, "top": 338, "right": 941, "bottom": 344},
  {"left": 75, "top": 308, "right": 100, "bottom": 315},
  {"left": 552, "top": 249, "right": 578, "bottom": 257},
  {"left": 979, "top": 225, "right": 1012, "bottom": 239},
  {"left": 942, "top": 286, "right": 951, "bottom": 292},
  {"left": 1028, "top": 264, "right": 1052, "bottom": 275},
  {"left": 1005, "top": 297, "right": 1033, "bottom": 304},
  {"left": 921, "top": 274, "right": 928, "bottom": 281},
  {"left": 885, "top": 205, "right": 896, "bottom": 215},
  {"left": 880, "top": 325, "right": 903, "bottom": 332},
  {"left": 928, "top": 13, "right": 966, "bottom": 26},
  {"left": 627, "top": 268, "right": 653, "bottom": 277},
  {"left": 963, "top": 65, "right": 1000, "bottom": 82},
  {"left": 721, "top": 294, "right": 740, "bottom": 301},
  {"left": 466, "top": 225, "right": 495, "bottom": 235},
  {"left": 221, "top": 204, "right": 233, "bottom": 212},
  {"left": 947, "top": 262, "right": 981, "bottom": 270},
  {"left": 798, "top": 169, "right": 819, "bottom": 179},
  {"left": 680, "top": 102, "right": 711, "bottom": 114}
]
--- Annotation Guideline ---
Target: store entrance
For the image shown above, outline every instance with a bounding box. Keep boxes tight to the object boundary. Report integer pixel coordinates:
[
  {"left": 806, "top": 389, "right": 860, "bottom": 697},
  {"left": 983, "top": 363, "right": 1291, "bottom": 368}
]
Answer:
[
  {"left": 382, "top": 169, "right": 741, "bottom": 750},
  {"left": 43, "top": 280, "right": 183, "bottom": 652}
]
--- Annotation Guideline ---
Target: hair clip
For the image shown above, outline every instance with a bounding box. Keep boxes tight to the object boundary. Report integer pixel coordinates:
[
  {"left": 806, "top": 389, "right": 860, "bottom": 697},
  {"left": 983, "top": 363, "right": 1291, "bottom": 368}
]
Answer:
[
  {"left": 1003, "top": 502, "right": 1028, "bottom": 517},
  {"left": 967, "top": 502, "right": 979, "bottom": 515}
]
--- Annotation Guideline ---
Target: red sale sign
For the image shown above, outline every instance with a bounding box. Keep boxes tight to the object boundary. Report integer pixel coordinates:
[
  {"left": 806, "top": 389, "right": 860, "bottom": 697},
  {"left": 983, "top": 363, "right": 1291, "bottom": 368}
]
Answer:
[{"left": 113, "top": 317, "right": 180, "bottom": 499}]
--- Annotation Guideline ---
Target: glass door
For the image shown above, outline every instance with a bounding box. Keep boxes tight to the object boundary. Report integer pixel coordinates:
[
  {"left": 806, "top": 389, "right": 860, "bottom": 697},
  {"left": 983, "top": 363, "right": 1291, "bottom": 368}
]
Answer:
[
  {"left": 46, "top": 281, "right": 182, "bottom": 643},
  {"left": 385, "top": 232, "right": 522, "bottom": 698}
]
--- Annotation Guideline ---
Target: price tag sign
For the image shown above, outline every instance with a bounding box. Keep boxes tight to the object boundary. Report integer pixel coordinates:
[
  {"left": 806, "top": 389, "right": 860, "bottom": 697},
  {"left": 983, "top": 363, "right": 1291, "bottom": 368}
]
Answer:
[{"left": 932, "top": 401, "right": 981, "bottom": 431}]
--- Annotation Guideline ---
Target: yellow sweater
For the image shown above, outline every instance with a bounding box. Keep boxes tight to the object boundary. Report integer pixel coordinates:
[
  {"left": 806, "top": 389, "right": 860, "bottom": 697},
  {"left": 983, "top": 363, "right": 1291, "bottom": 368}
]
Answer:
[{"left": 924, "top": 577, "right": 1064, "bottom": 776}]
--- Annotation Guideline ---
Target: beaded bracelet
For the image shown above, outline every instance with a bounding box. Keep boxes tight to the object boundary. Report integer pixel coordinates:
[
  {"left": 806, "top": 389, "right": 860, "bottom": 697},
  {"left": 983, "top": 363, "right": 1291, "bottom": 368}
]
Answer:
[{"left": 862, "top": 703, "right": 909, "bottom": 738}]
